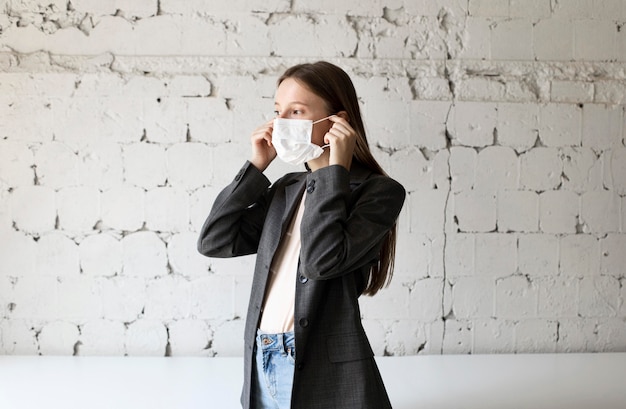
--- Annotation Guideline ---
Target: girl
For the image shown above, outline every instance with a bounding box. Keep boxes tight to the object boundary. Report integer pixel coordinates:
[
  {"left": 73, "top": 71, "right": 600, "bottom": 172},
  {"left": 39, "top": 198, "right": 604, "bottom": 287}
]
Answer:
[{"left": 197, "top": 61, "right": 405, "bottom": 409}]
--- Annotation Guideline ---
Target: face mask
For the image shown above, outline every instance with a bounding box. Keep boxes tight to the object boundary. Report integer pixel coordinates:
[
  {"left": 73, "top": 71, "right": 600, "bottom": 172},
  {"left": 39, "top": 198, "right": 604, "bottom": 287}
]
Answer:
[{"left": 272, "top": 117, "right": 330, "bottom": 166}]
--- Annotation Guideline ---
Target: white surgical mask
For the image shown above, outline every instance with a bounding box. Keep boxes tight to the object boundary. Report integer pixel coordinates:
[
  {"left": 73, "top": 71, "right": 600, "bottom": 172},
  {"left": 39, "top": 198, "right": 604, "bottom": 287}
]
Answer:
[{"left": 272, "top": 117, "right": 330, "bottom": 166}]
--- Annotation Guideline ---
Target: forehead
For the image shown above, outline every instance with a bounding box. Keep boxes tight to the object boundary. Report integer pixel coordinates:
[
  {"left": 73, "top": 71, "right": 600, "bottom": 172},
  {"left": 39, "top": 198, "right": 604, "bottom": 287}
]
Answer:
[{"left": 274, "top": 77, "right": 325, "bottom": 107}]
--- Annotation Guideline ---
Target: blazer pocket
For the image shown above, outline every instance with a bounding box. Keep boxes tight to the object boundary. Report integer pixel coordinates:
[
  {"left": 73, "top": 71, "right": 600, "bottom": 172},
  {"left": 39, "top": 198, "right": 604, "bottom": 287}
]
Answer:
[{"left": 326, "top": 333, "right": 374, "bottom": 363}]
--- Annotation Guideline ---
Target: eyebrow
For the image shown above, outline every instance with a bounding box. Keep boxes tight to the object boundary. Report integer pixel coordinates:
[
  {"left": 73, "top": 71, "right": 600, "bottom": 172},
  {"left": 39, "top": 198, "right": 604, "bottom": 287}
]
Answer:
[{"left": 274, "top": 101, "right": 310, "bottom": 106}]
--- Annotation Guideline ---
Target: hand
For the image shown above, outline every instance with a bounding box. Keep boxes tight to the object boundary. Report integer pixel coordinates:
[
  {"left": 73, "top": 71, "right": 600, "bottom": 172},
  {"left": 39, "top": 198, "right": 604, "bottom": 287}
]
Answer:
[
  {"left": 249, "top": 119, "right": 277, "bottom": 172},
  {"left": 324, "top": 115, "right": 356, "bottom": 170}
]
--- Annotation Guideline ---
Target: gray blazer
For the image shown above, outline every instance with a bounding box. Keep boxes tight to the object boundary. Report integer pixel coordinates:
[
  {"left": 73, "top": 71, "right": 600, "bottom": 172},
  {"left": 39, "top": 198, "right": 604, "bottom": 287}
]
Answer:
[{"left": 198, "top": 161, "right": 405, "bottom": 409}]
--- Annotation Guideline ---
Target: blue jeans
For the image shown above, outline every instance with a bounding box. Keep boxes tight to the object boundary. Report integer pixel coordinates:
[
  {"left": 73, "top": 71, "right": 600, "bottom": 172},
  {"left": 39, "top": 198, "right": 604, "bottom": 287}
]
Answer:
[{"left": 251, "top": 330, "right": 296, "bottom": 409}]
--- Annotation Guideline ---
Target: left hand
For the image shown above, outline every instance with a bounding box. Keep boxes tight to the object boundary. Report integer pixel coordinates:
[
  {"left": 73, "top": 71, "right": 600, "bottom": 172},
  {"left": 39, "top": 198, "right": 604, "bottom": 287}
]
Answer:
[{"left": 324, "top": 115, "right": 356, "bottom": 170}]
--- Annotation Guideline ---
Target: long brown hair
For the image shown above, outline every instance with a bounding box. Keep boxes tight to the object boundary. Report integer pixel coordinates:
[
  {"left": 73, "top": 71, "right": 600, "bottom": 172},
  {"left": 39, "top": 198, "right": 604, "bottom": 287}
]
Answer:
[{"left": 278, "top": 61, "right": 398, "bottom": 296}]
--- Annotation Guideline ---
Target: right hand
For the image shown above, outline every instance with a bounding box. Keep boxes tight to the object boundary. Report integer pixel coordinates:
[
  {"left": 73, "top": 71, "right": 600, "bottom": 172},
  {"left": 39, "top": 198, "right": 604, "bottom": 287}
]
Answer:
[{"left": 249, "top": 119, "right": 276, "bottom": 172}]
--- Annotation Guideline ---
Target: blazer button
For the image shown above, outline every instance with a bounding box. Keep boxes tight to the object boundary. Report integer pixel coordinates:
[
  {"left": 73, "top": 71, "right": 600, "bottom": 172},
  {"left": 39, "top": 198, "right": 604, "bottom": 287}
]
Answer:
[
  {"left": 299, "top": 318, "right": 309, "bottom": 328},
  {"left": 298, "top": 275, "right": 308, "bottom": 284},
  {"left": 306, "top": 179, "right": 316, "bottom": 193},
  {"left": 297, "top": 363, "right": 304, "bottom": 370}
]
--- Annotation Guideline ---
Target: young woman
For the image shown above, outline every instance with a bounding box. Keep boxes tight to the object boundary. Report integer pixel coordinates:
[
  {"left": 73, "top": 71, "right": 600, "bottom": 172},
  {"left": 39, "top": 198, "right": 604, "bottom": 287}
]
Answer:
[{"left": 197, "top": 61, "right": 405, "bottom": 409}]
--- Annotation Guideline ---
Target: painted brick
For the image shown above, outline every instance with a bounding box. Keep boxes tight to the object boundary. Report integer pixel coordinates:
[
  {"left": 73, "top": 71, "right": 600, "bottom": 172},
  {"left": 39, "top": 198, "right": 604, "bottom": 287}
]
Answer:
[
  {"left": 364, "top": 99, "right": 411, "bottom": 148},
  {"left": 34, "top": 141, "right": 78, "bottom": 189},
  {"left": 101, "top": 186, "right": 145, "bottom": 231},
  {"left": 167, "top": 232, "right": 211, "bottom": 277},
  {"left": 559, "top": 235, "right": 601, "bottom": 277},
  {"left": 600, "top": 234, "right": 626, "bottom": 277},
  {"left": 497, "top": 190, "right": 539, "bottom": 233},
  {"left": 450, "top": 276, "right": 493, "bottom": 319},
  {"left": 453, "top": 190, "right": 496, "bottom": 232},
  {"left": 582, "top": 104, "right": 624, "bottom": 150},
  {"left": 537, "top": 277, "right": 578, "bottom": 318},
  {"left": 144, "top": 275, "right": 192, "bottom": 320},
  {"left": 561, "top": 148, "right": 603, "bottom": 193},
  {"left": 574, "top": 20, "right": 617, "bottom": 61},
  {"left": 496, "top": 103, "right": 538, "bottom": 153},
  {"left": 444, "top": 233, "right": 475, "bottom": 278},
  {"left": 75, "top": 141, "right": 124, "bottom": 190},
  {"left": 0, "top": 229, "right": 36, "bottom": 276},
  {"left": 9, "top": 186, "right": 56, "bottom": 234},
  {"left": 408, "top": 101, "right": 450, "bottom": 150},
  {"left": 441, "top": 319, "right": 472, "bottom": 354},
  {"left": 539, "top": 190, "right": 579, "bottom": 234},
  {"left": 518, "top": 234, "right": 559, "bottom": 276},
  {"left": 578, "top": 276, "right": 620, "bottom": 318},
  {"left": 145, "top": 188, "right": 189, "bottom": 233},
  {"left": 408, "top": 190, "right": 448, "bottom": 234},
  {"left": 78, "top": 320, "right": 126, "bottom": 356},
  {"left": 121, "top": 232, "right": 168, "bottom": 278},
  {"left": 449, "top": 102, "right": 497, "bottom": 147},
  {"left": 449, "top": 147, "right": 476, "bottom": 192},
  {"left": 394, "top": 232, "right": 434, "bottom": 280},
  {"left": 0, "top": 141, "right": 34, "bottom": 187},
  {"left": 475, "top": 147, "right": 519, "bottom": 191},
  {"left": 455, "top": 76, "right": 505, "bottom": 101},
  {"left": 510, "top": 0, "right": 551, "bottom": 19},
  {"left": 533, "top": 19, "right": 574, "bottom": 61},
  {"left": 360, "top": 279, "right": 410, "bottom": 320},
  {"left": 56, "top": 276, "right": 103, "bottom": 321},
  {"left": 211, "top": 320, "right": 244, "bottom": 357},
  {"left": 0, "top": 97, "right": 54, "bottom": 142},
  {"left": 99, "top": 277, "right": 146, "bottom": 322},
  {"left": 551, "top": 81, "right": 594, "bottom": 103},
  {"left": 189, "top": 275, "right": 235, "bottom": 320},
  {"left": 34, "top": 232, "right": 80, "bottom": 277},
  {"left": 123, "top": 143, "right": 167, "bottom": 190},
  {"left": 144, "top": 98, "right": 188, "bottom": 144},
  {"left": 581, "top": 191, "right": 621, "bottom": 233},
  {"left": 458, "top": 17, "right": 490, "bottom": 59},
  {"left": 125, "top": 319, "right": 168, "bottom": 356},
  {"left": 491, "top": 19, "right": 534, "bottom": 61},
  {"left": 385, "top": 320, "right": 430, "bottom": 355},
  {"left": 167, "top": 319, "right": 211, "bottom": 356},
  {"left": 160, "top": 0, "right": 289, "bottom": 14},
  {"left": 475, "top": 233, "right": 517, "bottom": 278},
  {"left": 56, "top": 187, "right": 100, "bottom": 232},
  {"left": 408, "top": 278, "right": 445, "bottom": 322},
  {"left": 469, "top": 0, "right": 509, "bottom": 17},
  {"left": 551, "top": 0, "right": 594, "bottom": 18},
  {"left": 0, "top": 320, "right": 38, "bottom": 355},
  {"left": 268, "top": 15, "right": 358, "bottom": 58},
  {"left": 519, "top": 148, "right": 562, "bottom": 191},
  {"left": 189, "top": 186, "right": 221, "bottom": 233},
  {"left": 187, "top": 98, "right": 233, "bottom": 144},
  {"left": 515, "top": 319, "right": 557, "bottom": 353},
  {"left": 79, "top": 233, "right": 122, "bottom": 277},
  {"left": 38, "top": 321, "right": 80, "bottom": 356},
  {"left": 472, "top": 318, "right": 516, "bottom": 353},
  {"left": 495, "top": 276, "right": 539, "bottom": 319},
  {"left": 166, "top": 143, "right": 214, "bottom": 190},
  {"left": 10, "top": 275, "right": 58, "bottom": 320},
  {"left": 594, "top": 80, "right": 626, "bottom": 105},
  {"left": 539, "top": 104, "right": 582, "bottom": 147}
]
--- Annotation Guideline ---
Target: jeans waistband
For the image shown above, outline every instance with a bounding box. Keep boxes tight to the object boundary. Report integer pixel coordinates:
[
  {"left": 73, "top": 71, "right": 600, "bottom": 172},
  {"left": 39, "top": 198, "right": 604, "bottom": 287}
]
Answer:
[{"left": 256, "top": 330, "right": 295, "bottom": 352}]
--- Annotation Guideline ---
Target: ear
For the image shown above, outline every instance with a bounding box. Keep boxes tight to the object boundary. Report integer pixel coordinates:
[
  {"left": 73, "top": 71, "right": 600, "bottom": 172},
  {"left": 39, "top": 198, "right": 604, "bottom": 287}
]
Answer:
[{"left": 336, "top": 110, "right": 350, "bottom": 123}]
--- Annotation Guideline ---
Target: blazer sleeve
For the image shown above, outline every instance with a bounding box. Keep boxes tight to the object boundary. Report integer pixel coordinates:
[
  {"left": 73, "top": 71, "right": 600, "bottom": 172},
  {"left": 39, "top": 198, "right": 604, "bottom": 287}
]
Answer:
[
  {"left": 197, "top": 161, "right": 272, "bottom": 258},
  {"left": 299, "top": 164, "right": 406, "bottom": 281}
]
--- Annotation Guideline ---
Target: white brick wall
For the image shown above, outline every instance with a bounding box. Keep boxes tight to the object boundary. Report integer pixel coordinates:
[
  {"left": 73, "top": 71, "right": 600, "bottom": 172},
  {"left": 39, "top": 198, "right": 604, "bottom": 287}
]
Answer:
[{"left": 0, "top": 0, "right": 625, "bottom": 357}]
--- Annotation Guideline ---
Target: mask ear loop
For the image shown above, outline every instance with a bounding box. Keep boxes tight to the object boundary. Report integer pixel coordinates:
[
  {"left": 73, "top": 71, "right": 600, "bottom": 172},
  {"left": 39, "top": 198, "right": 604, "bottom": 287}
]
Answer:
[{"left": 313, "top": 115, "right": 333, "bottom": 149}]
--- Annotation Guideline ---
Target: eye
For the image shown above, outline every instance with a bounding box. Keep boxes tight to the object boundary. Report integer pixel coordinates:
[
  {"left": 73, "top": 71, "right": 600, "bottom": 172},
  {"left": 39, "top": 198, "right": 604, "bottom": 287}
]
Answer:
[
  {"left": 292, "top": 110, "right": 302, "bottom": 116},
  {"left": 273, "top": 110, "right": 280, "bottom": 116}
]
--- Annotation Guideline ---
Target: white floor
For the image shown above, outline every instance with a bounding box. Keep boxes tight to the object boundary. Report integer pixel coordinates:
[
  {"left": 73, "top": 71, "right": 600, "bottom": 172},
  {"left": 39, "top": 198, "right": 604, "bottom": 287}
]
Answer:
[{"left": 0, "top": 353, "right": 625, "bottom": 409}]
